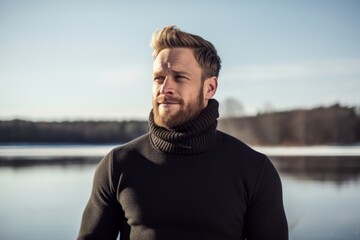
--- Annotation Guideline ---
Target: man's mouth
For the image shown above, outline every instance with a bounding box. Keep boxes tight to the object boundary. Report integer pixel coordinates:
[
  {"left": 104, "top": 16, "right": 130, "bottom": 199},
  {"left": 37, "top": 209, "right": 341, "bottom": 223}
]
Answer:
[
  {"left": 159, "top": 101, "right": 178, "bottom": 104},
  {"left": 157, "top": 96, "right": 181, "bottom": 105}
]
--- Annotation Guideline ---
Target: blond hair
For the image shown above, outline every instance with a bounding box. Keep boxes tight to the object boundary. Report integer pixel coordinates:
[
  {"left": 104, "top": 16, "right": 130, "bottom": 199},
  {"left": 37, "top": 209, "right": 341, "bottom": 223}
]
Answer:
[{"left": 150, "top": 26, "right": 221, "bottom": 79}]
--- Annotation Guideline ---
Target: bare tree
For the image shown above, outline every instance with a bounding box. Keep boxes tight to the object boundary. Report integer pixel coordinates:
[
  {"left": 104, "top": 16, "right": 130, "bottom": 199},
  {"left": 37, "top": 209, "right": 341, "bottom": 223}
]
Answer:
[
  {"left": 222, "top": 97, "right": 245, "bottom": 118},
  {"left": 263, "top": 101, "right": 275, "bottom": 114}
]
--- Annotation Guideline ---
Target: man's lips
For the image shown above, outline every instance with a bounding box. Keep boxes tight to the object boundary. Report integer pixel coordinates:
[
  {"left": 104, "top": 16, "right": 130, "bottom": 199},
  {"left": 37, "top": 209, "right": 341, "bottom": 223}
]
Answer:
[
  {"left": 156, "top": 95, "right": 182, "bottom": 105},
  {"left": 159, "top": 101, "right": 178, "bottom": 104}
]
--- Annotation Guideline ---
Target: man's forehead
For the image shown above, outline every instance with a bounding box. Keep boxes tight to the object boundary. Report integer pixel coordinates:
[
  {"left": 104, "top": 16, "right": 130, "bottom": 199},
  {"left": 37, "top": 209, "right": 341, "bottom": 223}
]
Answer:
[
  {"left": 152, "top": 61, "right": 185, "bottom": 73},
  {"left": 153, "top": 48, "right": 197, "bottom": 71},
  {"left": 153, "top": 57, "right": 187, "bottom": 71}
]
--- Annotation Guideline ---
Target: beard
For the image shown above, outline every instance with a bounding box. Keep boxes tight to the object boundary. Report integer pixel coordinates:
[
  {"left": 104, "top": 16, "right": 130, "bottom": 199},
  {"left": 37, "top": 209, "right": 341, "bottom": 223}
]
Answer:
[{"left": 153, "top": 88, "right": 205, "bottom": 129}]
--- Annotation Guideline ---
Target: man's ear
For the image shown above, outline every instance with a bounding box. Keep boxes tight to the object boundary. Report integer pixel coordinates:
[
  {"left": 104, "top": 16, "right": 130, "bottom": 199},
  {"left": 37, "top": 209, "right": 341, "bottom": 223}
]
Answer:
[{"left": 204, "top": 76, "right": 218, "bottom": 100}]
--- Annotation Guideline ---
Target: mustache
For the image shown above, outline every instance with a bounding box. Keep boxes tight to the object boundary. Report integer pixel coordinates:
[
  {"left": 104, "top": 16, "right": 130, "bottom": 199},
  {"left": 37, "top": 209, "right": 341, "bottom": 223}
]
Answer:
[{"left": 156, "top": 95, "right": 184, "bottom": 104}]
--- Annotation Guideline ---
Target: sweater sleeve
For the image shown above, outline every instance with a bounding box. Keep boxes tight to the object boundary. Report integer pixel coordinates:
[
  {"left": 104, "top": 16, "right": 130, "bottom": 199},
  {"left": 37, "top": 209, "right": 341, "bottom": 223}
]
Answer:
[
  {"left": 77, "top": 151, "right": 127, "bottom": 240},
  {"left": 244, "top": 157, "right": 288, "bottom": 240}
]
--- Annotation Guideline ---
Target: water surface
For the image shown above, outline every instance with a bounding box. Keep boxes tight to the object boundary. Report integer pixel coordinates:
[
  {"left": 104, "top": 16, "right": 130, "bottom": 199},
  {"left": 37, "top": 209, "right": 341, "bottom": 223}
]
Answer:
[{"left": 0, "top": 146, "right": 359, "bottom": 240}]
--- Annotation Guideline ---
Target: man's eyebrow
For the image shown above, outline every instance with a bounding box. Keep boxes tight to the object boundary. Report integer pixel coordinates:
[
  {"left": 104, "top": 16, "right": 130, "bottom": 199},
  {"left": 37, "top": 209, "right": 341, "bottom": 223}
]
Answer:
[
  {"left": 153, "top": 69, "right": 164, "bottom": 75},
  {"left": 152, "top": 67, "right": 191, "bottom": 77},
  {"left": 171, "top": 70, "right": 191, "bottom": 77}
]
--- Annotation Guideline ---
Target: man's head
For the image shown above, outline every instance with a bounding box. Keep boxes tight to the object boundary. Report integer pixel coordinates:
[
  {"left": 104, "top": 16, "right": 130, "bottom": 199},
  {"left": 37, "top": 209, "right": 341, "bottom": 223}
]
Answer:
[
  {"left": 151, "top": 26, "right": 221, "bottom": 129},
  {"left": 151, "top": 26, "right": 221, "bottom": 80}
]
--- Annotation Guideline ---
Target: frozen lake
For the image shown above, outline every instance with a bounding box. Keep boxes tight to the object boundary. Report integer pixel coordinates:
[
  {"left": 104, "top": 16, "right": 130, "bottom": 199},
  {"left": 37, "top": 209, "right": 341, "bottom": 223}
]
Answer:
[
  {"left": 0, "top": 145, "right": 360, "bottom": 240},
  {"left": 1, "top": 144, "right": 360, "bottom": 159}
]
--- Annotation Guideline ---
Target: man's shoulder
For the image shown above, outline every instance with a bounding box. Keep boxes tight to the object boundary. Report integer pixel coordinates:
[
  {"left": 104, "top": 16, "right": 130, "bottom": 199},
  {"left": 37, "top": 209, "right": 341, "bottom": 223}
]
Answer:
[
  {"left": 219, "top": 131, "right": 265, "bottom": 157},
  {"left": 114, "top": 133, "right": 149, "bottom": 150},
  {"left": 217, "top": 131, "right": 276, "bottom": 181},
  {"left": 94, "top": 134, "right": 151, "bottom": 177},
  {"left": 110, "top": 133, "right": 150, "bottom": 159}
]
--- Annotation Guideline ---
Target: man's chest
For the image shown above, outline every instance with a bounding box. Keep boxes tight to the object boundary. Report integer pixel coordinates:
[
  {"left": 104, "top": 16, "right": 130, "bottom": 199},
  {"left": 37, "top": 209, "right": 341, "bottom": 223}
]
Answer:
[{"left": 117, "top": 164, "right": 247, "bottom": 232}]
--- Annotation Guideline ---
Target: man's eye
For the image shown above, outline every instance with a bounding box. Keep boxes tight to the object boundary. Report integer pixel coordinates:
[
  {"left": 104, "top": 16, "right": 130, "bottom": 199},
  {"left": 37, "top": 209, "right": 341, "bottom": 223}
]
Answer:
[
  {"left": 154, "top": 76, "right": 165, "bottom": 81},
  {"left": 175, "top": 75, "right": 186, "bottom": 81}
]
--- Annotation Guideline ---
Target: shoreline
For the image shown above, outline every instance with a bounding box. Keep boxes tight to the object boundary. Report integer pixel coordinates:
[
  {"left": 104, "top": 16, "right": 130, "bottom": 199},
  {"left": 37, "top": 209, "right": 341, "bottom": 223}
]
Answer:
[
  {"left": 1, "top": 144, "right": 360, "bottom": 158},
  {"left": 1, "top": 145, "right": 360, "bottom": 168}
]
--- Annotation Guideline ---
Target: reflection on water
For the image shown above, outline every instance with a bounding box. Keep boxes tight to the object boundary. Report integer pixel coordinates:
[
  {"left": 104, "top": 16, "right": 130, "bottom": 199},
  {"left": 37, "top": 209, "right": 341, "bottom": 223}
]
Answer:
[
  {"left": 0, "top": 156, "right": 100, "bottom": 167},
  {"left": 0, "top": 164, "right": 97, "bottom": 240},
  {"left": 0, "top": 156, "right": 359, "bottom": 240},
  {"left": 272, "top": 156, "right": 360, "bottom": 240},
  {"left": 272, "top": 156, "right": 360, "bottom": 184}
]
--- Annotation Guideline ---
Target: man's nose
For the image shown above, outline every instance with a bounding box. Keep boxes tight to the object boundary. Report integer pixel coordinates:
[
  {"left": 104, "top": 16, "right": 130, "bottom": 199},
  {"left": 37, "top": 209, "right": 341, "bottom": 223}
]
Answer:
[{"left": 159, "top": 77, "right": 174, "bottom": 95}]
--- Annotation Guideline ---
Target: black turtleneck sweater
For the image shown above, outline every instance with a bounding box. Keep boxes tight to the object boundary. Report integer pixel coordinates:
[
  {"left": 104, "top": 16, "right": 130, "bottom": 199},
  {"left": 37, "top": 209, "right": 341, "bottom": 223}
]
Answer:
[{"left": 77, "top": 100, "right": 288, "bottom": 240}]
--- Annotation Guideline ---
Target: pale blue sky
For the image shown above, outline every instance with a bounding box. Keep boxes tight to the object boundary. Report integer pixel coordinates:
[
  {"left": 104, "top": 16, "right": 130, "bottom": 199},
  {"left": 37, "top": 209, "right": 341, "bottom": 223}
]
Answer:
[{"left": 1, "top": 0, "right": 359, "bottom": 121}]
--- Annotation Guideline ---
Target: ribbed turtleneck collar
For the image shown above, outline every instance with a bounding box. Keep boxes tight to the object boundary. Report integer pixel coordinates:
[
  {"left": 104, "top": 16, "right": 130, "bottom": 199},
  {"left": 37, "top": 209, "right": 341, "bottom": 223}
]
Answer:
[{"left": 149, "top": 99, "right": 221, "bottom": 155}]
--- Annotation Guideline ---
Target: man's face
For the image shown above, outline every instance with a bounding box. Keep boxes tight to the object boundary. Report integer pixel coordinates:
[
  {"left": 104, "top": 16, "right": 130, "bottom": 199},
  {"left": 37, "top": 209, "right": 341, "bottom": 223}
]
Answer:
[{"left": 152, "top": 48, "right": 206, "bottom": 128}]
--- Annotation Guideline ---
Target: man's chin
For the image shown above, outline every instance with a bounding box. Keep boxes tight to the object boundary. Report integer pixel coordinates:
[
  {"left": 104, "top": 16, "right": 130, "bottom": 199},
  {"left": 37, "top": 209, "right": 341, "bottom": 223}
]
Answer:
[
  {"left": 155, "top": 114, "right": 179, "bottom": 129},
  {"left": 158, "top": 104, "right": 180, "bottom": 114}
]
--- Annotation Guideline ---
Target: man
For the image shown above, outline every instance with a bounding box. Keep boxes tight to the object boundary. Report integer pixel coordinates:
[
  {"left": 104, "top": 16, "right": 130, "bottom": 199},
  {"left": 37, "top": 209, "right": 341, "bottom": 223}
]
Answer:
[{"left": 77, "top": 26, "right": 288, "bottom": 240}]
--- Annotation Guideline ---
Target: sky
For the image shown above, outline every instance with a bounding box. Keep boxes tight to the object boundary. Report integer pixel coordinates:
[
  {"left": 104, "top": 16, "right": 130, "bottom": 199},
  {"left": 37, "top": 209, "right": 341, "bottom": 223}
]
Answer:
[{"left": 1, "top": 0, "right": 359, "bottom": 121}]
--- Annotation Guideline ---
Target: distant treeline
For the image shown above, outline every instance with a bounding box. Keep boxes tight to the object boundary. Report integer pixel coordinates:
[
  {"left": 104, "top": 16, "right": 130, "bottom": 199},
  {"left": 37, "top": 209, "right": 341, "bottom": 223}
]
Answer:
[
  {"left": 1, "top": 104, "right": 359, "bottom": 145},
  {"left": 0, "top": 120, "right": 148, "bottom": 144},
  {"left": 219, "top": 104, "right": 360, "bottom": 146}
]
